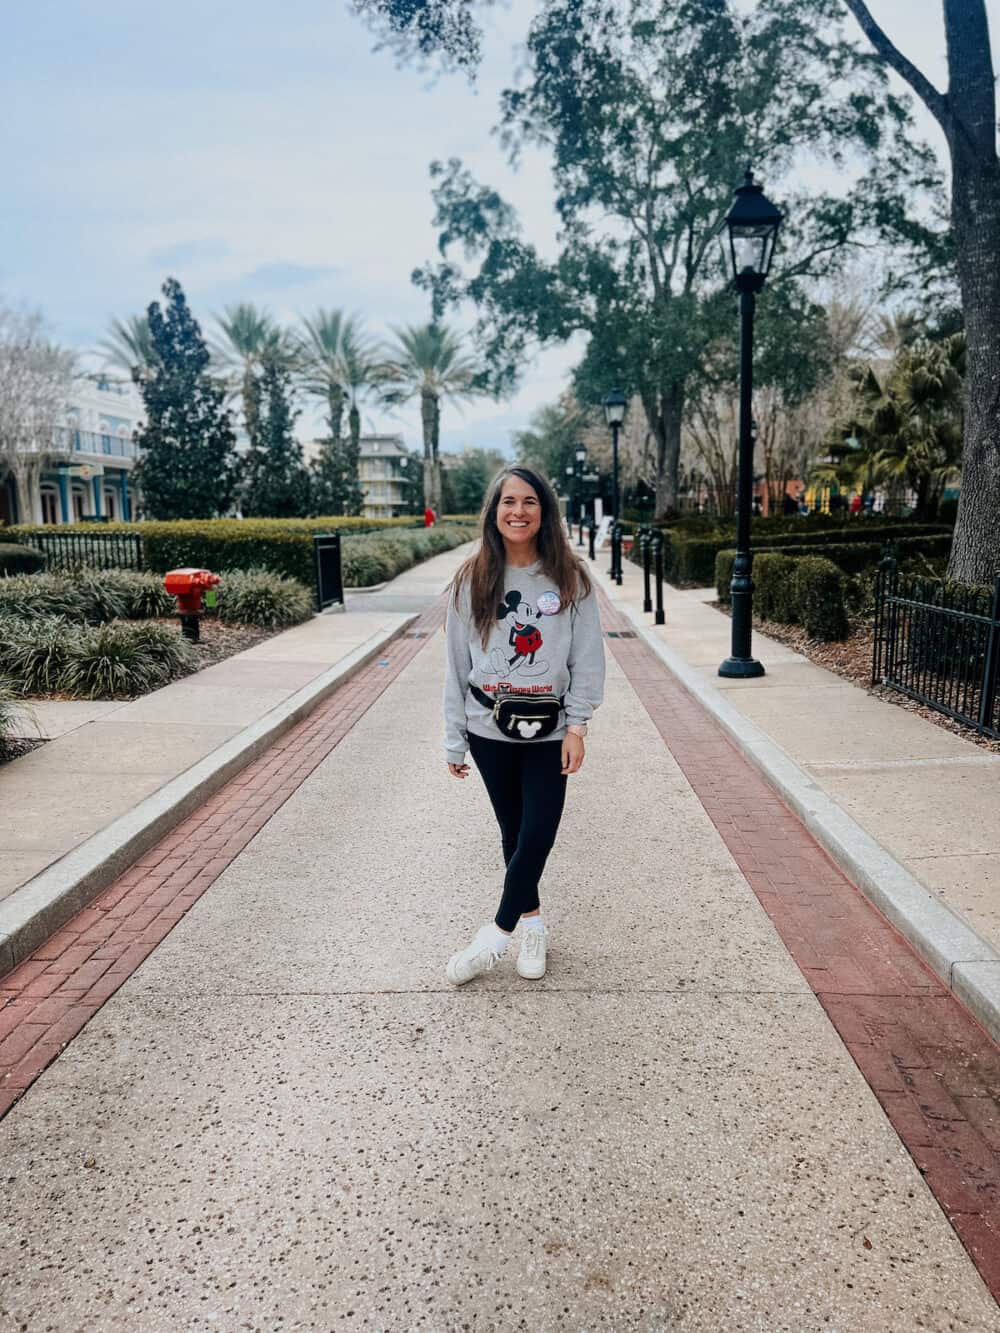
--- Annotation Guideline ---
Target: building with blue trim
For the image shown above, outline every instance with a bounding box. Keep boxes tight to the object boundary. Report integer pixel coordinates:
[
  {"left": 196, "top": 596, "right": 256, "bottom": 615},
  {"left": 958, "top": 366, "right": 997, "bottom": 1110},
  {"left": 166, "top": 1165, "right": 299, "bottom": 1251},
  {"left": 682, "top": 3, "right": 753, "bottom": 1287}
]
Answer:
[{"left": 0, "top": 375, "right": 141, "bottom": 526}]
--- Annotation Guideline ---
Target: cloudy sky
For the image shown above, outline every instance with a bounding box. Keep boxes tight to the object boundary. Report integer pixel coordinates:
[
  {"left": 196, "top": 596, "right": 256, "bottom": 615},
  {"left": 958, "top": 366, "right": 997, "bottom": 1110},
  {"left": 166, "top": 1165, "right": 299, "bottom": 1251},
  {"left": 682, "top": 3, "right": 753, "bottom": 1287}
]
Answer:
[{"left": 1, "top": 0, "right": 972, "bottom": 455}]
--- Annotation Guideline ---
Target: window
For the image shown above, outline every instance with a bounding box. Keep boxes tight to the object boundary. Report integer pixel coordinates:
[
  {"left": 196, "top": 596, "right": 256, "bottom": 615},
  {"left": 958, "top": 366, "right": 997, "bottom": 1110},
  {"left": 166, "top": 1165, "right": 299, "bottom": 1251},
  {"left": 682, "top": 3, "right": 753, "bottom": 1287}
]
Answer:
[
  {"left": 72, "top": 490, "right": 85, "bottom": 522},
  {"left": 104, "top": 490, "right": 117, "bottom": 520},
  {"left": 41, "top": 489, "right": 59, "bottom": 525},
  {"left": 101, "top": 434, "right": 112, "bottom": 454}
]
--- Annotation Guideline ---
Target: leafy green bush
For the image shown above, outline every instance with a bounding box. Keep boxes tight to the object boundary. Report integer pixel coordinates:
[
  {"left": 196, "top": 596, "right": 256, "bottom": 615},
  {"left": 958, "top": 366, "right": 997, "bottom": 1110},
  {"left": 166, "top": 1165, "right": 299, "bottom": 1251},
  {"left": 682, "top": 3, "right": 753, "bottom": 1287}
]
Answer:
[
  {"left": 0, "top": 544, "right": 44, "bottom": 575},
  {"left": 0, "top": 570, "right": 175, "bottom": 623},
  {"left": 216, "top": 570, "right": 314, "bottom": 628},
  {"left": 793, "top": 558, "right": 850, "bottom": 640},
  {"left": 754, "top": 554, "right": 800, "bottom": 623},
  {"left": 0, "top": 677, "right": 20, "bottom": 753},
  {"left": 716, "top": 548, "right": 849, "bottom": 638},
  {"left": 0, "top": 618, "right": 78, "bottom": 695},
  {"left": 108, "top": 571, "right": 176, "bottom": 619},
  {"left": 692, "top": 530, "right": 951, "bottom": 591},
  {"left": 59, "top": 621, "right": 198, "bottom": 699},
  {"left": 0, "top": 615, "right": 198, "bottom": 699},
  {"left": 715, "top": 551, "right": 736, "bottom": 604}
]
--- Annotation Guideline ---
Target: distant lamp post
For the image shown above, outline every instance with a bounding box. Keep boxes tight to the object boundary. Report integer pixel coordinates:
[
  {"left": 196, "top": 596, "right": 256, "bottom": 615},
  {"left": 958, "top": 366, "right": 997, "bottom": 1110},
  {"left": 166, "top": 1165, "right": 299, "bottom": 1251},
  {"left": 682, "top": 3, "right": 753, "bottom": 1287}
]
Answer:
[
  {"left": 603, "top": 388, "right": 627, "bottom": 584},
  {"left": 717, "top": 168, "right": 782, "bottom": 679}
]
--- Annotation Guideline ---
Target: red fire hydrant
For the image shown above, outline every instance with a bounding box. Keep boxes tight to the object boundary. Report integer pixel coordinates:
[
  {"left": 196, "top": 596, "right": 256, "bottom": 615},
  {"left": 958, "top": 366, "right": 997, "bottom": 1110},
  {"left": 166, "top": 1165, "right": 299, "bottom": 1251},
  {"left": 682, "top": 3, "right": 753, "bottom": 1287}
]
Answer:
[{"left": 163, "top": 568, "right": 221, "bottom": 642}]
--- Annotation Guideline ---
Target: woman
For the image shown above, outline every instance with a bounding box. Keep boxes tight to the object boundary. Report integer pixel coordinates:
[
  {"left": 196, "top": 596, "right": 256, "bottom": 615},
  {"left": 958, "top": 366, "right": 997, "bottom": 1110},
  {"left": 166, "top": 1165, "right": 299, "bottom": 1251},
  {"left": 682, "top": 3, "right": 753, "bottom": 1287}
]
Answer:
[{"left": 443, "top": 466, "right": 606, "bottom": 984}]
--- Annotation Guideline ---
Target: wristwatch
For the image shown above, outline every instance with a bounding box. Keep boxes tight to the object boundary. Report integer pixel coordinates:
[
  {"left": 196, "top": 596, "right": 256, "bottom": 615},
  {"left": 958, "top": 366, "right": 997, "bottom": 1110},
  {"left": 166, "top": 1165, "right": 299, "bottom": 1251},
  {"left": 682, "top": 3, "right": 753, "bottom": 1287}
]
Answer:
[{"left": 567, "top": 723, "right": 588, "bottom": 738}]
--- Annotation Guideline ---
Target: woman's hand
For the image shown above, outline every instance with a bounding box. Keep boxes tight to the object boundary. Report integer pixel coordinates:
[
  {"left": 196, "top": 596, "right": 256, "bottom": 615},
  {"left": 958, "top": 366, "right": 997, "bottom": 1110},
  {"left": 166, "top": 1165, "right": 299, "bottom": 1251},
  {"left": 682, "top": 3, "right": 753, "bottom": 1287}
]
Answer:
[
  {"left": 448, "top": 762, "right": 470, "bottom": 779},
  {"left": 561, "top": 732, "right": 585, "bottom": 775}
]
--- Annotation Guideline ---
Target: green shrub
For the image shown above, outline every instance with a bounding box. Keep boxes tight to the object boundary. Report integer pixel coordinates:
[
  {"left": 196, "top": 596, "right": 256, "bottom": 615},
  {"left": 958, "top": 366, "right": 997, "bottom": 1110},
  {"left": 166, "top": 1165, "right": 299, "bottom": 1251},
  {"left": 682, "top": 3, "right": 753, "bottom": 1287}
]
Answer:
[
  {"left": 754, "top": 554, "right": 800, "bottom": 623},
  {"left": 0, "top": 544, "right": 45, "bottom": 576},
  {"left": 794, "top": 558, "right": 849, "bottom": 640},
  {"left": 108, "top": 571, "right": 176, "bottom": 619},
  {"left": 0, "top": 676, "right": 20, "bottom": 752},
  {"left": 0, "top": 617, "right": 78, "bottom": 695},
  {"left": 715, "top": 550, "right": 736, "bottom": 604},
  {"left": 0, "top": 570, "right": 176, "bottom": 623},
  {"left": 59, "top": 621, "right": 198, "bottom": 699},
  {"left": 216, "top": 570, "right": 314, "bottom": 628},
  {"left": 4, "top": 519, "right": 479, "bottom": 595}
]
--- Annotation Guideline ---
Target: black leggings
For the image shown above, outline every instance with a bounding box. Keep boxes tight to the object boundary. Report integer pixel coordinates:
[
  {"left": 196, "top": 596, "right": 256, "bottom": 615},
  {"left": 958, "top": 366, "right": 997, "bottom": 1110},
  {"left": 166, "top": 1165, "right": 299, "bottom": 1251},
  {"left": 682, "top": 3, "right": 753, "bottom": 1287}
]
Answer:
[{"left": 468, "top": 733, "right": 568, "bottom": 932}]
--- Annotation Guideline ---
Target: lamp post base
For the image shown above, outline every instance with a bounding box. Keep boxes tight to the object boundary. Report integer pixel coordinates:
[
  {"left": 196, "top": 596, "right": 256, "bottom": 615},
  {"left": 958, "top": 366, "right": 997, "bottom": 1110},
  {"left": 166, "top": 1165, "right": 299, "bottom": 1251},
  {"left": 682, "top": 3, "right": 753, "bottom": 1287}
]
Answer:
[{"left": 718, "top": 655, "right": 765, "bottom": 679}]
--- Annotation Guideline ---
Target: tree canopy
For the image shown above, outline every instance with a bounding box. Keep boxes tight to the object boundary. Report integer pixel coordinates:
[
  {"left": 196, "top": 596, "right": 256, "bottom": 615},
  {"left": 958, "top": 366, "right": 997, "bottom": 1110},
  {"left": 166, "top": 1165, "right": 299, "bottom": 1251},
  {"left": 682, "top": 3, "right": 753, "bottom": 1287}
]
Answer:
[{"left": 414, "top": 0, "right": 945, "bottom": 516}]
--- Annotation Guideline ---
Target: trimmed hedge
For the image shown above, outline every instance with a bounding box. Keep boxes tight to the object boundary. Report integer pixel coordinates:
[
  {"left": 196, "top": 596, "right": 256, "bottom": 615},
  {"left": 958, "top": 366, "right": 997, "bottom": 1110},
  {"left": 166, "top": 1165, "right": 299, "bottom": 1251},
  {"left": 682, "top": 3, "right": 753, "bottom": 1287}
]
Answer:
[
  {"left": 638, "top": 524, "right": 951, "bottom": 588},
  {"left": 716, "top": 549, "right": 851, "bottom": 641},
  {"left": 3, "top": 518, "right": 478, "bottom": 589},
  {"left": 0, "top": 544, "right": 45, "bottom": 576}
]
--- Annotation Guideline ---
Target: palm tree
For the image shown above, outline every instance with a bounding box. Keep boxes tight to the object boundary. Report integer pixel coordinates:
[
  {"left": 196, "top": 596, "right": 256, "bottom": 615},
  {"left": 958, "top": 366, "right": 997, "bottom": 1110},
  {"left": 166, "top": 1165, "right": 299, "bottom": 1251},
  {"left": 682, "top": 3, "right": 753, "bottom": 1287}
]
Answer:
[
  {"left": 98, "top": 314, "right": 158, "bottom": 381},
  {"left": 213, "top": 303, "right": 296, "bottom": 442},
  {"left": 816, "top": 335, "right": 965, "bottom": 517},
  {"left": 298, "top": 309, "right": 379, "bottom": 453},
  {"left": 381, "top": 322, "right": 480, "bottom": 515}
]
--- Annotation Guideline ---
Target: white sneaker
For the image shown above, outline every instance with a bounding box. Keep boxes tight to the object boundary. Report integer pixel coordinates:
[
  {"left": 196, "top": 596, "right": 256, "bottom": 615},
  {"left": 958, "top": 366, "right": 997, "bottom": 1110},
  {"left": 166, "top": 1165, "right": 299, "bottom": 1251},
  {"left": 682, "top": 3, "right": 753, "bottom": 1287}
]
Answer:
[
  {"left": 517, "top": 925, "right": 548, "bottom": 979},
  {"left": 446, "top": 925, "right": 504, "bottom": 986}
]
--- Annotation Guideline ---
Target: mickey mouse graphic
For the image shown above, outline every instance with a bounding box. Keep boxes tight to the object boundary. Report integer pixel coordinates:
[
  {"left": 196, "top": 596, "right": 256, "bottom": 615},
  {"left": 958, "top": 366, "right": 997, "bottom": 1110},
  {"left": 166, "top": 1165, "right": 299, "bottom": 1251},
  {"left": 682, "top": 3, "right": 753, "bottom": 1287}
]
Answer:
[{"left": 484, "top": 590, "right": 550, "bottom": 678}]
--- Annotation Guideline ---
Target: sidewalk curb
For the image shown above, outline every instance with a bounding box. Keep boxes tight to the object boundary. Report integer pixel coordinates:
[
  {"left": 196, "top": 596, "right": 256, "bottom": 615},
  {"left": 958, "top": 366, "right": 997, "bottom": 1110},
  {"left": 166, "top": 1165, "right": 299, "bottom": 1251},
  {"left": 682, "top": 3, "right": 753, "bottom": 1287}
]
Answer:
[
  {"left": 0, "top": 615, "right": 418, "bottom": 977},
  {"left": 597, "top": 571, "right": 1000, "bottom": 1044}
]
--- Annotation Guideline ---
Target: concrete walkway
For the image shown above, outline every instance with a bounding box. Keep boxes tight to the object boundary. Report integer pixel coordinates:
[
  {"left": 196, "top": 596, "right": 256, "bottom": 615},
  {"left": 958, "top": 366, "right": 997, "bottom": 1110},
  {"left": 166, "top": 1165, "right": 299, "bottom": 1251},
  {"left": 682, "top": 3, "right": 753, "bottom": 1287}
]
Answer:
[{"left": 1, "top": 550, "right": 997, "bottom": 1329}]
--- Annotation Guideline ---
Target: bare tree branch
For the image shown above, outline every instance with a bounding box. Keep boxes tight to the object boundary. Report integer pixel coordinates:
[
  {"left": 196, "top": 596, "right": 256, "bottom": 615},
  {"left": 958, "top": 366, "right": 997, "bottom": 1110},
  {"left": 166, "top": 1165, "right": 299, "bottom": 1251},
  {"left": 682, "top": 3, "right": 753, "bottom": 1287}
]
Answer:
[{"left": 840, "top": 0, "right": 952, "bottom": 136}]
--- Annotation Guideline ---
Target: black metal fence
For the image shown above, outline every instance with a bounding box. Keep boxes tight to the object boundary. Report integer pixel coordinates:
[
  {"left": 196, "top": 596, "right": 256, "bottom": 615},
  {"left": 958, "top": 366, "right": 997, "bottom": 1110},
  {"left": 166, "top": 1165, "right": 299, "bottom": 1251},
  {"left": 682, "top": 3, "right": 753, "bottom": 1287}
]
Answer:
[
  {"left": 872, "top": 557, "right": 1000, "bottom": 740},
  {"left": 313, "top": 533, "right": 344, "bottom": 611},
  {"left": 29, "top": 530, "right": 144, "bottom": 572}
]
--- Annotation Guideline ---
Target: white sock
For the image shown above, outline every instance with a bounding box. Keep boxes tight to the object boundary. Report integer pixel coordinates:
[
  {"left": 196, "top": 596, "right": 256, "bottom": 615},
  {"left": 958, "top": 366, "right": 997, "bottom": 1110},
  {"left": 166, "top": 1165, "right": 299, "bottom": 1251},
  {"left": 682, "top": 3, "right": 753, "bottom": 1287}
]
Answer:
[
  {"left": 482, "top": 922, "right": 511, "bottom": 952},
  {"left": 522, "top": 915, "right": 545, "bottom": 933}
]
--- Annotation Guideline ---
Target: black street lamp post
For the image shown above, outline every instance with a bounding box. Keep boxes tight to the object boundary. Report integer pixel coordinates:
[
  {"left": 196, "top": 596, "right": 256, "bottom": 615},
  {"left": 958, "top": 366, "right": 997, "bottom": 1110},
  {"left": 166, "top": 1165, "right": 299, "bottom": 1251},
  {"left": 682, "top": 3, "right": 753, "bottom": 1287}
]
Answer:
[
  {"left": 566, "top": 443, "right": 589, "bottom": 546},
  {"left": 717, "top": 169, "right": 782, "bottom": 679},
  {"left": 603, "top": 388, "right": 626, "bottom": 585}
]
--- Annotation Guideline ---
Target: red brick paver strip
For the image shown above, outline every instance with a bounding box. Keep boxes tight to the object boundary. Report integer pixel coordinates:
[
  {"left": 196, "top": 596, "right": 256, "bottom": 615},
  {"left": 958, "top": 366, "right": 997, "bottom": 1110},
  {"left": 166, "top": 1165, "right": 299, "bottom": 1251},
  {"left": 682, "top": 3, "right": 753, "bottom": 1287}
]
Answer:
[
  {"left": 0, "top": 605, "right": 443, "bottom": 1119},
  {"left": 600, "top": 593, "right": 1000, "bottom": 1301}
]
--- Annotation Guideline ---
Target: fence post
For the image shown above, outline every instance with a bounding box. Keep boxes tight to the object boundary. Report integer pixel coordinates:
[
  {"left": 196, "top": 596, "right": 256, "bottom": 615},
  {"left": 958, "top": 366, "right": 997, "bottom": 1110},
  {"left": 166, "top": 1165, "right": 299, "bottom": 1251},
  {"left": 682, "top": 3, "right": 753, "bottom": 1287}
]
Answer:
[
  {"left": 653, "top": 531, "right": 665, "bottom": 626},
  {"left": 641, "top": 527, "right": 652, "bottom": 613},
  {"left": 588, "top": 520, "right": 596, "bottom": 562},
  {"left": 978, "top": 574, "right": 1000, "bottom": 733}
]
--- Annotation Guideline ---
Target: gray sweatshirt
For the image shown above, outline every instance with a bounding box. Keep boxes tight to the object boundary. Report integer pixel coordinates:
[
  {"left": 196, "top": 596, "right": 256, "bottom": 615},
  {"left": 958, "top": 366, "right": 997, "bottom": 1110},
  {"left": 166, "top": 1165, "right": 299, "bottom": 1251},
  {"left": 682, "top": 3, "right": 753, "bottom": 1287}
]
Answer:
[{"left": 443, "top": 558, "right": 606, "bottom": 763}]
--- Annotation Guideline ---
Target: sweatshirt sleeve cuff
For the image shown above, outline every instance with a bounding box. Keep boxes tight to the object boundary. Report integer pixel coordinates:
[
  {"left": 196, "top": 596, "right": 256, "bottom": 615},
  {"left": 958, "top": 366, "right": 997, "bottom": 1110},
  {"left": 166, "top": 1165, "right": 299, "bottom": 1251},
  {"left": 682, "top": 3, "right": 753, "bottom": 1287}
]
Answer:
[{"left": 445, "top": 747, "right": 467, "bottom": 765}]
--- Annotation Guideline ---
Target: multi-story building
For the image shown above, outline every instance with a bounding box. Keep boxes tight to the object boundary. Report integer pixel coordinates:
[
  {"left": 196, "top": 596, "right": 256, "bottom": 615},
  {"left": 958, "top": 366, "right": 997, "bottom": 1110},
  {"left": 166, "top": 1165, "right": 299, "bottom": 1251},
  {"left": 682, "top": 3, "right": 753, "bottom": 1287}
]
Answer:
[
  {"left": 0, "top": 375, "right": 141, "bottom": 526},
  {"left": 357, "top": 434, "right": 414, "bottom": 518}
]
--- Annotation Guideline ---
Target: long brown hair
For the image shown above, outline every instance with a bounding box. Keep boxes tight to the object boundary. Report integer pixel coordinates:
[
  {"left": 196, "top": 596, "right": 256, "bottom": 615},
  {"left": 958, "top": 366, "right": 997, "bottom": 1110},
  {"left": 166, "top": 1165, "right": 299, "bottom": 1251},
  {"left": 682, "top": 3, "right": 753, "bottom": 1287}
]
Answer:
[{"left": 452, "top": 466, "right": 593, "bottom": 647}]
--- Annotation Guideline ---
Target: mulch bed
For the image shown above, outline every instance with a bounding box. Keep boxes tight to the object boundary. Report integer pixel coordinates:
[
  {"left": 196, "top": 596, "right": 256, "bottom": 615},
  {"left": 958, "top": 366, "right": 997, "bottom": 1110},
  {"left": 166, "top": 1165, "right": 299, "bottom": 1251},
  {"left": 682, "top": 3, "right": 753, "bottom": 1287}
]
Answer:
[
  {"left": 186, "top": 617, "right": 277, "bottom": 669},
  {"left": 714, "top": 604, "right": 1000, "bottom": 755}
]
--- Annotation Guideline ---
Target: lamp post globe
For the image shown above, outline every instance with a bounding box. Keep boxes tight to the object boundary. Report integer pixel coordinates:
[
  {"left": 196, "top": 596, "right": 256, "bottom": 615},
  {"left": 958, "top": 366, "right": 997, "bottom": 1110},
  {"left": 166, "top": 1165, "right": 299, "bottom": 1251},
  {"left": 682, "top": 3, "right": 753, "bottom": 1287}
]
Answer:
[
  {"left": 718, "top": 169, "right": 782, "bottom": 679},
  {"left": 603, "top": 389, "right": 627, "bottom": 583}
]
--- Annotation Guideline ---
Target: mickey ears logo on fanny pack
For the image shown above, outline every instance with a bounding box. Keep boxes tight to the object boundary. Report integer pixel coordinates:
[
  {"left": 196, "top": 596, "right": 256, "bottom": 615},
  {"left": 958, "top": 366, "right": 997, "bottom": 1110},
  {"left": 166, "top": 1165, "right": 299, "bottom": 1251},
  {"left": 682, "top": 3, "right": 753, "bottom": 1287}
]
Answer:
[
  {"left": 516, "top": 719, "right": 544, "bottom": 738},
  {"left": 536, "top": 590, "right": 561, "bottom": 616}
]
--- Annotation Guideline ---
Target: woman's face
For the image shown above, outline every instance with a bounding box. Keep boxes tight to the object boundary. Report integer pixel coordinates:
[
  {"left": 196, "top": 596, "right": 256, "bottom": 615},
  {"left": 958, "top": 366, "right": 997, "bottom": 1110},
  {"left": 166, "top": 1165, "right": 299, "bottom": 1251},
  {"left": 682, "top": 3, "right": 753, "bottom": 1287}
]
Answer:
[{"left": 495, "top": 475, "right": 542, "bottom": 552}]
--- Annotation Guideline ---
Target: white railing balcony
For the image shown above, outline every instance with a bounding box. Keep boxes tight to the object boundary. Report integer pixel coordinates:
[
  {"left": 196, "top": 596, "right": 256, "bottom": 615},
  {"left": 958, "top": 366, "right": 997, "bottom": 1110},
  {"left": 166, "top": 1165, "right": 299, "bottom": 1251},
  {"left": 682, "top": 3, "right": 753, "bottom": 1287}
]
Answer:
[{"left": 53, "top": 427, "right": 137, "bottom": 462}]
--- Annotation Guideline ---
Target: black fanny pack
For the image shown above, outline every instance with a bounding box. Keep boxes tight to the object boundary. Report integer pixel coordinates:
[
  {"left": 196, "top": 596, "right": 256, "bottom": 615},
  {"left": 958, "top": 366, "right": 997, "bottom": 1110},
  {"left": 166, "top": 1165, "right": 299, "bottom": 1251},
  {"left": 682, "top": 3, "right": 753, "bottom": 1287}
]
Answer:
[{"left": 471, "top": 684, "right": 564, "bottom": 741}]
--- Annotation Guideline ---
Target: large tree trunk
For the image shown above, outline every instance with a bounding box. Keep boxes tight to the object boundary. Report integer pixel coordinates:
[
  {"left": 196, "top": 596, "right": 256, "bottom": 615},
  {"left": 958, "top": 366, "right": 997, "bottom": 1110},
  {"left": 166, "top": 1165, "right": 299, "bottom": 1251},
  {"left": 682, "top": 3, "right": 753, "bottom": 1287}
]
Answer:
[
  {"left": 649, "top": 384, "right": 683, "bottom": 520},
  {"left": 946, "top": 149, "right": 1000, "bottom": 583},
  {"left": 10, "top": 456, "right": 42, "bottom": 525},
  {"left": 843, "top": 0, "right": 999, "bottom": 585}
]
